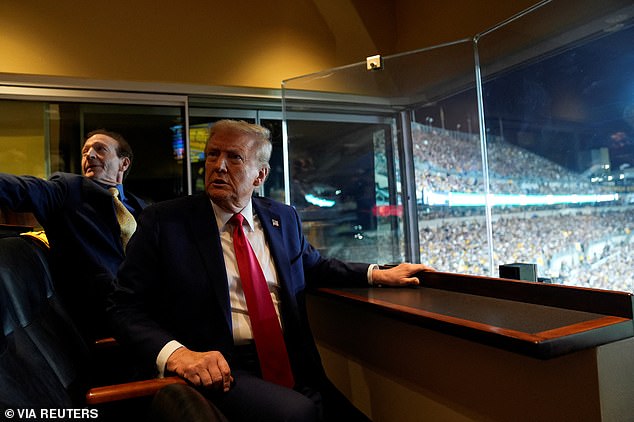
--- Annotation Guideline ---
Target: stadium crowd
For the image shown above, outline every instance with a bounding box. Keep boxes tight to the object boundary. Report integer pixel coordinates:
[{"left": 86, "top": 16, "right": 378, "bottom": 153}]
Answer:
[
  {"left": 306, "top": 123, "right": 633, "bottom": 294},
  {"left": 418, "top": 209, "right": 634, "bottom": 292},
  {"left": 377, "top": 124, "right": 631, "bottom": 292},
  {"left": 411, "top": 123, "right": 606, "bottom": 195}
]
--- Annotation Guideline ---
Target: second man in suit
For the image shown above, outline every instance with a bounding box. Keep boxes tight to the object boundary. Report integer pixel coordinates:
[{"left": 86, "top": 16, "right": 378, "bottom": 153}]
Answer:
[{"left": 0, "top": 129, "right": 145, "bottom": 341}]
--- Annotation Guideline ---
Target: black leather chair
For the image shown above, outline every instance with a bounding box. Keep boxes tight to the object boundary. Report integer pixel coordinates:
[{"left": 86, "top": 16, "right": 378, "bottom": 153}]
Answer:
[
  {"left": 0, "top": 231, "right": 194, "bottom": 419},
  {"left": 0, "top": 234, "right": 88, "bottom": 408}
]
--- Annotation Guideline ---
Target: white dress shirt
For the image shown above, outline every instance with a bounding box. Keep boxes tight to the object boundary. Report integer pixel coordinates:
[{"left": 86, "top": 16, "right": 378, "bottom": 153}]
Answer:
[{"left": 213, "top": 200, "right": 283, "bottom": 344}]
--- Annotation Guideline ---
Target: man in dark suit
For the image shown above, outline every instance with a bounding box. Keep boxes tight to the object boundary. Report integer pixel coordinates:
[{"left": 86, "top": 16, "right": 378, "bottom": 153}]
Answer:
[
  {"left": 108, "top": 120, "right": 432, "bottom": 421},
  {"left": 0, "top": 129, "right": 145, "bottom": 341}
]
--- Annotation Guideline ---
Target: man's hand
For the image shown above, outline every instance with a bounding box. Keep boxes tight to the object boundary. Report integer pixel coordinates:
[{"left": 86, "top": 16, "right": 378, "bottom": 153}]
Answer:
[
  {"left": 371, "top": 263, "right": 435, "bottom": 287},
  {"left": 166, "top": 347, "right": 234, "bottom": 392}
]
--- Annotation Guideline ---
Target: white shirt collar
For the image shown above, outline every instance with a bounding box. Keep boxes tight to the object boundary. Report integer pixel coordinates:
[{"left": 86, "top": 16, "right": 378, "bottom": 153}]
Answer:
[{"left": 210, "top": 199, "right": 255, "bottom": 232}]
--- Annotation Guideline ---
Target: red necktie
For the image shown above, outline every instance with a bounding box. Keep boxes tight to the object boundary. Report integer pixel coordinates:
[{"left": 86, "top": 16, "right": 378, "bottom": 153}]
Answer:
[{"left": 230, "top": 213, "right": 294, "bottom": 388}]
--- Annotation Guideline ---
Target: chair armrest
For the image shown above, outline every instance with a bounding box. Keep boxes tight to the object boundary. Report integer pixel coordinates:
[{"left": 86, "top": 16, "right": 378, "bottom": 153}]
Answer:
[
  {"left": 85, "top": 376, "right": 187, "bottom": 405},
  {"left": 94, "top": 337, "right": 119, "bottom": 349}
]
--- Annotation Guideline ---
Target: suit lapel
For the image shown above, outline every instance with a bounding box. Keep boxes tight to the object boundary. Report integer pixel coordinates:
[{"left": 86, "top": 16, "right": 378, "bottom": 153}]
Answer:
[
  {"left": 80, "top": 178, "right": 121, "bottom": 244},
  {"left": 186, "top": 195, "right": 232, "bottom": 330},
  {"left": 81, "top": 178, "right": 116, "bottom": 218},
  {"left": 253, "top": 199, "right": 293, "bottom": 295}
]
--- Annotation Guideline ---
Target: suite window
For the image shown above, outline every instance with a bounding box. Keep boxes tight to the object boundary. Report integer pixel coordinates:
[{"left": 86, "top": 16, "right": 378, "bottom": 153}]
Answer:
[
  {"left": 413, "top": 3, "right": 634, "bottom": 292},
  {"left": 284, "top": 116, "right": 404, "bottom": 264},
  {"left": 0, "top": 96, "right": 186, "bottom": 228}
]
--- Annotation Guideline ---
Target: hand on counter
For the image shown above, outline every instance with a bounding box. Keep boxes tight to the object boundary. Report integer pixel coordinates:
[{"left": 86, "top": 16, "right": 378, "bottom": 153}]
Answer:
[{"left": 371, "top": 263, "right": 435, "bottom": 287}]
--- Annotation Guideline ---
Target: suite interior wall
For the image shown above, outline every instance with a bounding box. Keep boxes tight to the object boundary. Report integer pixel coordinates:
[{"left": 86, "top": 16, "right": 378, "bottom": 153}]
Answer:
[{"left": 1, "top": 0, "right": 537, "bottom": 89}]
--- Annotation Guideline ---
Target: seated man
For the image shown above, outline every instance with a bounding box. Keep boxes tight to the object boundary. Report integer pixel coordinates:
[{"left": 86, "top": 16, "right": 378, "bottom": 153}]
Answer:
[
  {"left": 0, "top": 129, "right": 145, "bottom": 341},
  {"left": 108, "top": 120, "right": 433, "bottom": 421}
]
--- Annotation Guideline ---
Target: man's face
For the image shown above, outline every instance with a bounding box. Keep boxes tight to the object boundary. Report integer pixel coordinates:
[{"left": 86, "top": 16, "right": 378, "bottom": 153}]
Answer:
[
  {"left": 81, "top": 134, "right": 130, "bottom": 186},
  {"left": 204, "top": 130, "right": 268, "bottom": 213}
]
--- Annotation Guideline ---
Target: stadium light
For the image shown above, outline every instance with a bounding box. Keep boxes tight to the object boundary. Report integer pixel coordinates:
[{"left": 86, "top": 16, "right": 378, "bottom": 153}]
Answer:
[{"left": 422, "top": 190, "right": 619, "bottom": 207}]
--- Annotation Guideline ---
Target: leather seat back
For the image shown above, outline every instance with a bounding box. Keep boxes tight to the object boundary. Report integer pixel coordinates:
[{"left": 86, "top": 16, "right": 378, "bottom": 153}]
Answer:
[{"left": 0, "top": 235, "right": 90, "bottom": 408}]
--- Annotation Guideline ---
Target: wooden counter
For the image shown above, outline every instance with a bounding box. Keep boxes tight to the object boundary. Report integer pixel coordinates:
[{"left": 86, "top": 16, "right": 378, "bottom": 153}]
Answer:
[
  {"left": 316, "top": 271, "right": 634, "bottom": 359},
  {"left": 307, "top": 272, "right": 634, "bottom": 421}
]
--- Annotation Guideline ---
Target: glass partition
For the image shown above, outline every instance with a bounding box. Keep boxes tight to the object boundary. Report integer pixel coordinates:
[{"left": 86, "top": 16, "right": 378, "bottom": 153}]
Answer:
[
  {"left": 283, "top": 39, "right": 476, "bottom": 264},
  {"left": 476, "top": 0, "right": 634, "bottom": 291},
  {"left": 283, "top": 0, "right": 634, "bottom": 292},
  {"left": 283, "top": 115, "right": 400, "bottom": 262}
]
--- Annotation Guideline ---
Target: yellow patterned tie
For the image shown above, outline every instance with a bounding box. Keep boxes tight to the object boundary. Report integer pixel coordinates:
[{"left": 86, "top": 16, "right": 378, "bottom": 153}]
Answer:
[{"left": 108, "top": 187, "right": 137, "bottom": 250}]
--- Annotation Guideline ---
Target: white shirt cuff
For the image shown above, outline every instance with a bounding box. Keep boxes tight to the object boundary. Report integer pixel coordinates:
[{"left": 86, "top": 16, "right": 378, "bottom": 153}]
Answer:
[
  {"left": 156, "top": 340, "right": 184, "bottom": 378},
  {"left": 367, "top": 264, "right": 379, "bottom": 285}
]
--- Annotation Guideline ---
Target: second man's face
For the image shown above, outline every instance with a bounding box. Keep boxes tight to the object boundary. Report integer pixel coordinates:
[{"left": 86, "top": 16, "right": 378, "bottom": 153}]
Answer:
[
  {"left": 204, "top": 131, "right": 268, "bottom": 214},
  {"left": 81, "top": 134, "right": 130, "bottom": 186}
]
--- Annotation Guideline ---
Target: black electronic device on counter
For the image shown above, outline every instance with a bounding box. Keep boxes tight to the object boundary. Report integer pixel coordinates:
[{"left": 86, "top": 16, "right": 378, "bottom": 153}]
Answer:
[{"left": 499, "top": 263, "right": 537, "bottom": 282}]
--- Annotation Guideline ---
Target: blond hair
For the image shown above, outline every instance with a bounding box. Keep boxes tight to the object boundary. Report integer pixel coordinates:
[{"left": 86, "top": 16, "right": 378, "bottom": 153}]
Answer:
[{"left": 208, "top": 120, "right": 272, "bottom": 169}]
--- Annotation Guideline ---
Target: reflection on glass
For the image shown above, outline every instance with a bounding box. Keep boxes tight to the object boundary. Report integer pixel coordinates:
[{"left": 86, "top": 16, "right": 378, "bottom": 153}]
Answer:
[{"left": 286, "top": 120, "right": 404, "bottom": 264}]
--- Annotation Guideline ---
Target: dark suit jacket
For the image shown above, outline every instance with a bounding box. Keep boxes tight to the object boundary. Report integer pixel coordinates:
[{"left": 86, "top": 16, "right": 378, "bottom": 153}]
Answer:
[
  {"left": 0, "top": 172, "right": 146, "bottom": 340},
  {"left": 108, "top": 193, "right": 369, "bottom": 388}
]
